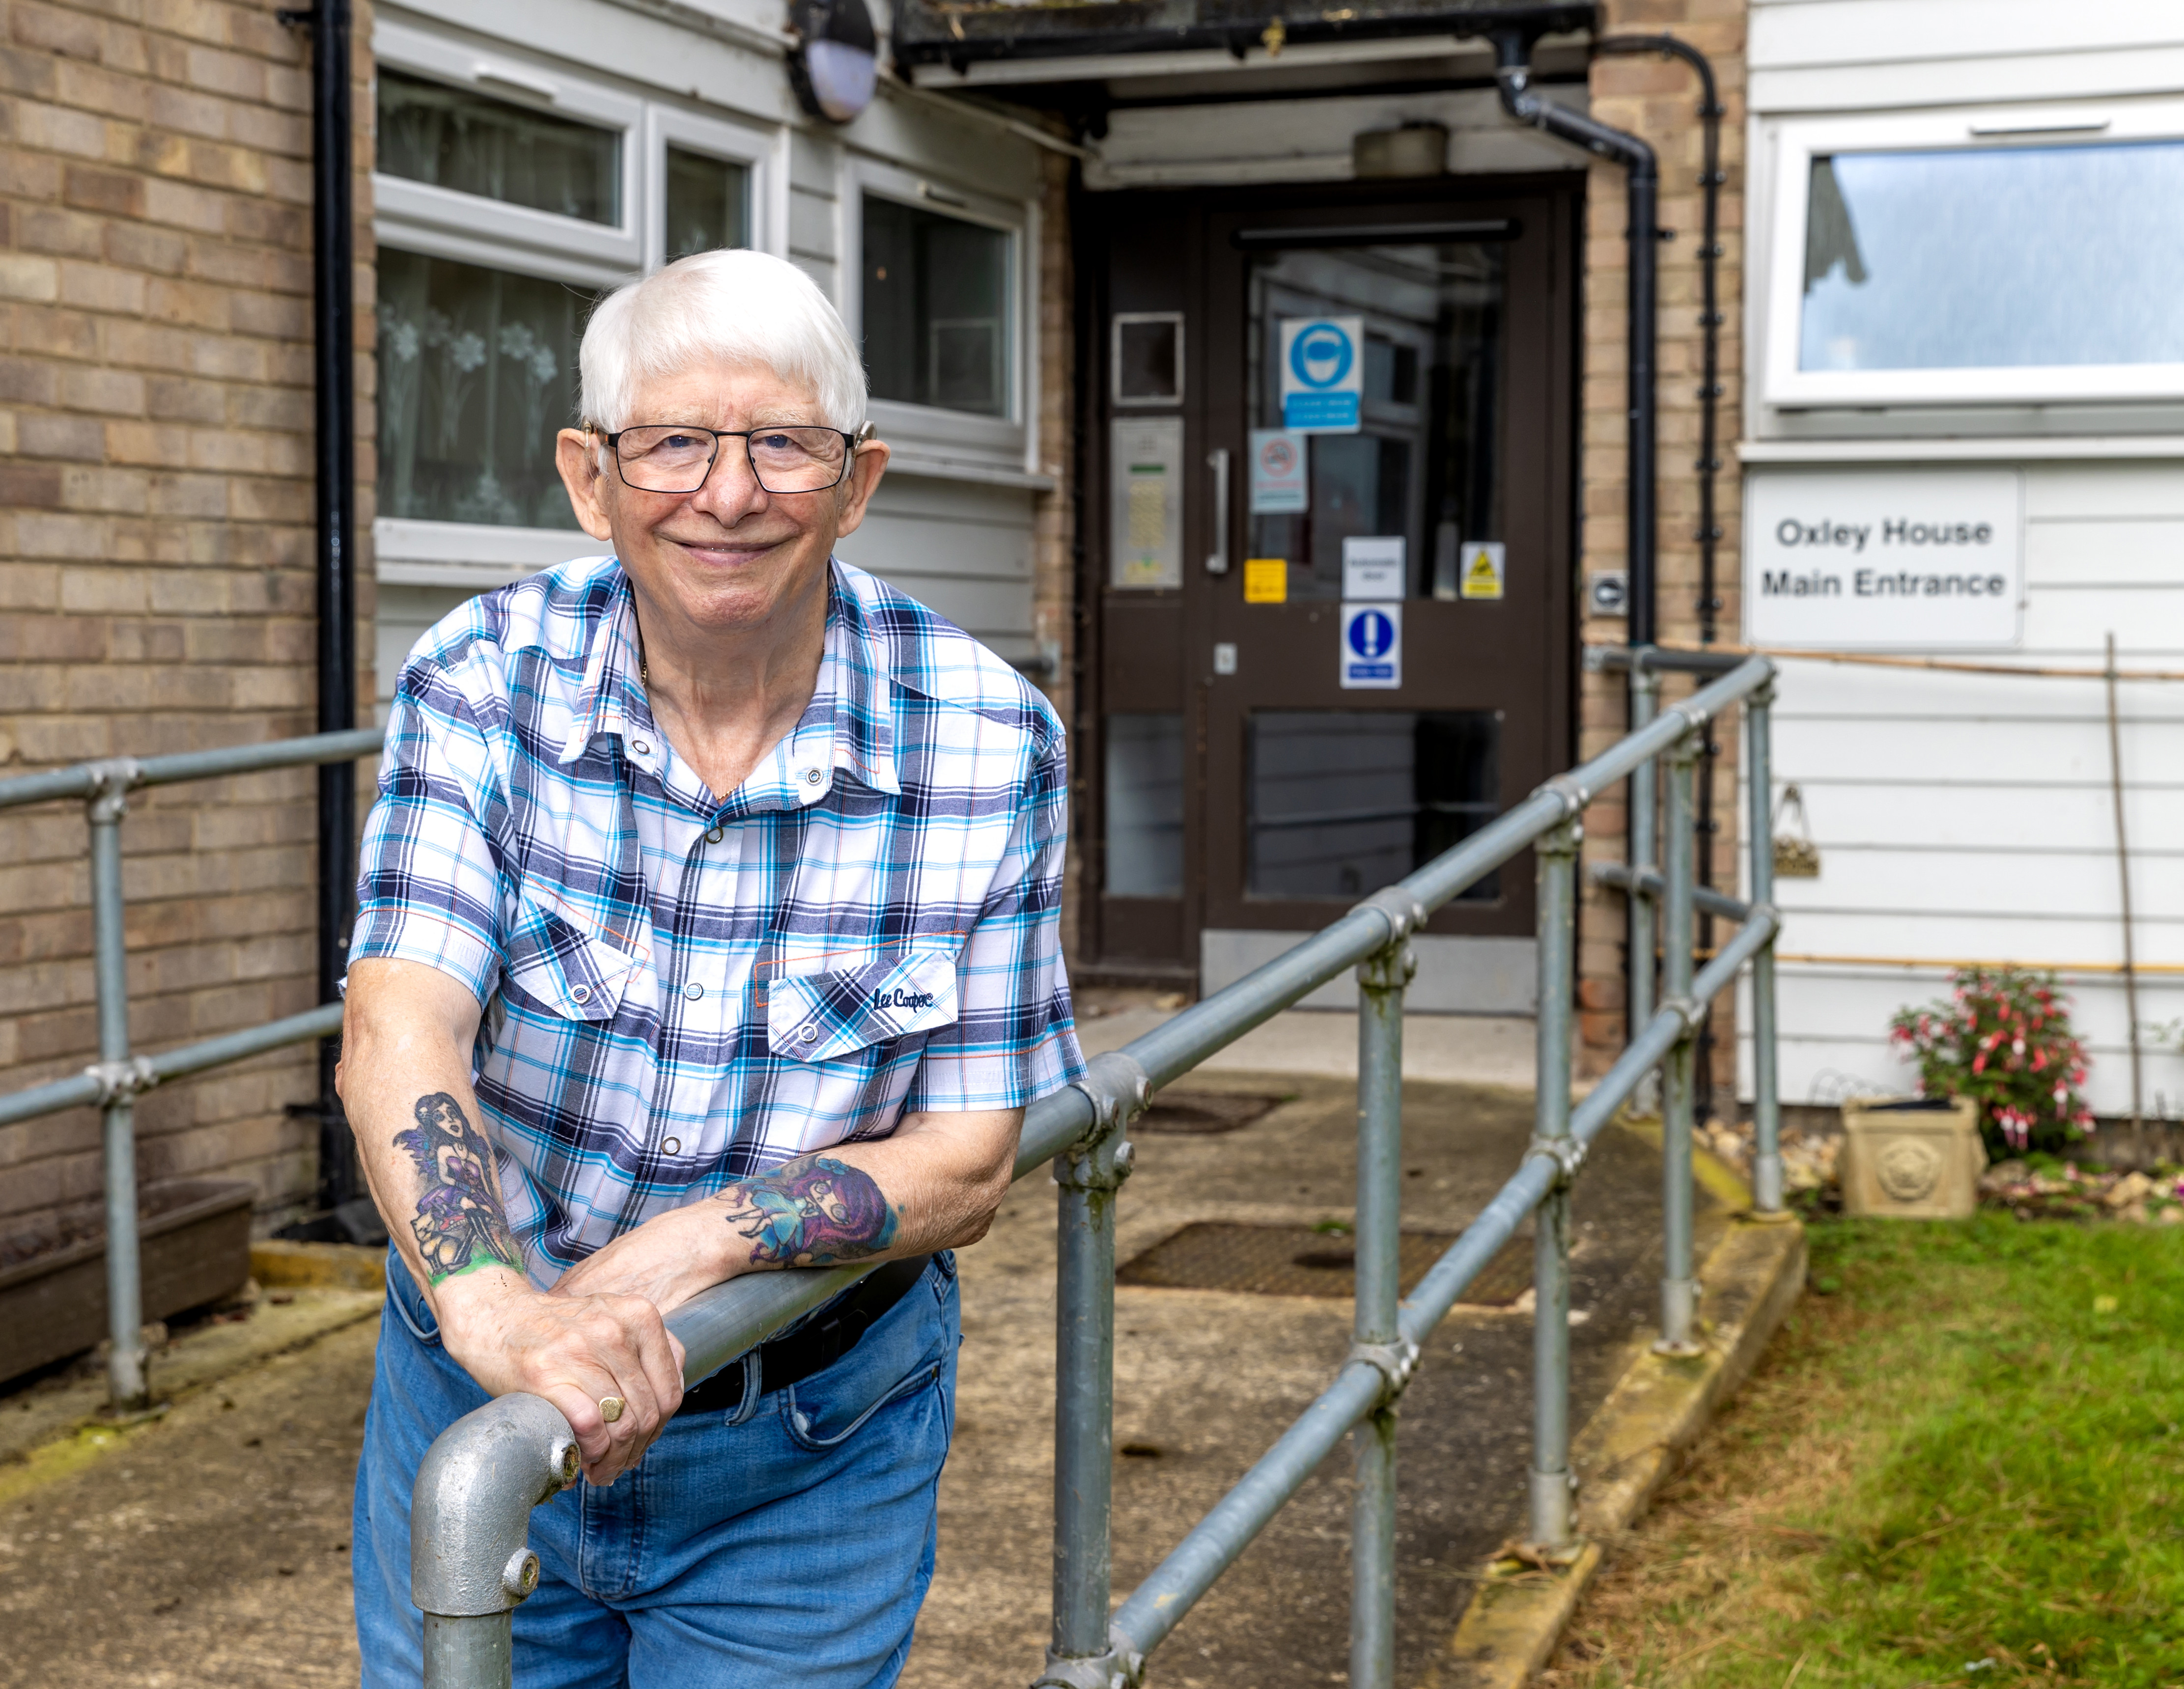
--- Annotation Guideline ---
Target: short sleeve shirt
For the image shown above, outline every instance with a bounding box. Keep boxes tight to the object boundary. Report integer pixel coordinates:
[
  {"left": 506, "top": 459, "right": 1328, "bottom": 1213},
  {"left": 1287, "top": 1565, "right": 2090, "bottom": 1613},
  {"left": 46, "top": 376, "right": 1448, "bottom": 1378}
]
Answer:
[{"left": 348, "top": 555, "right": 1086, "bottom": 1285}]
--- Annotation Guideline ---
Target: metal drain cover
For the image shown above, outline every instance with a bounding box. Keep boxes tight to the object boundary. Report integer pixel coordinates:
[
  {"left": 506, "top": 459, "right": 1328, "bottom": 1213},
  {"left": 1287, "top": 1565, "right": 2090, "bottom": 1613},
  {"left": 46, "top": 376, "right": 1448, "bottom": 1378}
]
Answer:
[
  {"left": 1134, "top": 1092, "right": 1281, "bottom": 1135},
  {"left": 1117, "top": 1221, "right": 1532, "bottom": 1305}
]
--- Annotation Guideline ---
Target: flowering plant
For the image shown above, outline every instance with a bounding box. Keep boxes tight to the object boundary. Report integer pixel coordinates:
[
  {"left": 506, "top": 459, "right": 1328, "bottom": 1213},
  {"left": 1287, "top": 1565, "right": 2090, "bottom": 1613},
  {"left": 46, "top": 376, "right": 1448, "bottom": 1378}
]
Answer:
[{"left": 1888, "top": 967, "right": 2093, "bottom": 1155}]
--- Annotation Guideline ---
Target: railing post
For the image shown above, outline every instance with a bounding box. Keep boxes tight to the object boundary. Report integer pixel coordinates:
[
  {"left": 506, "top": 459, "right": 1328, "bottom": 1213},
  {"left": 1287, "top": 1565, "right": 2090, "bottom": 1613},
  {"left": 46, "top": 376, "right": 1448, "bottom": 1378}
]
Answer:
[
  {"left": 1039, "top": 1051, "right": 1148, "bottom": 1689},
  {"left": 1745, "top": 681, "right": 1786, "bottom": 1217},
  {"left": 1627, "top": 660, "right": 1661, "bottom": 1112},
  {"left": 88, "top": 761, "right": 148, "bottom": 1412},
  {"left": 1656, "top": 730, "right": 1702, "bottom": 1356},
  {"left": 1529, "top": 818, "right": 1581, "bottom": 1548},
  {"left": 1351, "top": 914, "right": 1416, "bottom": 1689}
]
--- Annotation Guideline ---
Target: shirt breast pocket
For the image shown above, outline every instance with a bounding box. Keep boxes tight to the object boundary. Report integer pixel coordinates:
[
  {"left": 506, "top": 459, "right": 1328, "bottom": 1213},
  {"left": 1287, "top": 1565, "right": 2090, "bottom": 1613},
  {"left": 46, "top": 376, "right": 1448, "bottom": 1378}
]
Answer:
[
  {"left": 766, "top": 949, "right": 958, "bottom": 1063},
  {"left": 501, "top": 886, "right": 647, "bottom": 1024}
]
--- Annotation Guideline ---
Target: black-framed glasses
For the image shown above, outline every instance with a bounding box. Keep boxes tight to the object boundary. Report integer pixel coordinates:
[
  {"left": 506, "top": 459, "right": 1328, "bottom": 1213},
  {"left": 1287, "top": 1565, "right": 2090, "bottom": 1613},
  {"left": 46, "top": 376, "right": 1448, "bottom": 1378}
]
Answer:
[{"left": 599, "top": 423, "right": 864, "bottom": 495}]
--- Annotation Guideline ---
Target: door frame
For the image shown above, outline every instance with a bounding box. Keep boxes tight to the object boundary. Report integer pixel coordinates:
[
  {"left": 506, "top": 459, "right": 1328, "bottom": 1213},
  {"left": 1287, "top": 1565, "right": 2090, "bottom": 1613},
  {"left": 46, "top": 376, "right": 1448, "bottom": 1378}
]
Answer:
[{"left": 1073, "top": 170, "right": 1585, "bottom": 979}]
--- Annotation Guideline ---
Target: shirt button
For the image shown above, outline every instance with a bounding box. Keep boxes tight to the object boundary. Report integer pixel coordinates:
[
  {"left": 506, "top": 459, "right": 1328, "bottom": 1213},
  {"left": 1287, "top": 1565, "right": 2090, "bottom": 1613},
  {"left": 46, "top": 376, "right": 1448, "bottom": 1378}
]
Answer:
[
  {"left": 802, "top": 768, "right": 823, "bottom": 786},
  {"left": 632, "top": 738, "right": 652, "bottom": 756},
  {"left": 569, "top": 984, "right": 591, "bottom": 1005},
  {"left": 799, "top": 1023, "right": 818, "bottom": 1043},
  {"left": 662, "top": 1136, "right": 681, "bottom": 1156},
  {"left": 684, "top": 981, "right": 704, "bottom": 1000},
  {"left": 705, "top": 826, "right": 724, "bottom": 844}
]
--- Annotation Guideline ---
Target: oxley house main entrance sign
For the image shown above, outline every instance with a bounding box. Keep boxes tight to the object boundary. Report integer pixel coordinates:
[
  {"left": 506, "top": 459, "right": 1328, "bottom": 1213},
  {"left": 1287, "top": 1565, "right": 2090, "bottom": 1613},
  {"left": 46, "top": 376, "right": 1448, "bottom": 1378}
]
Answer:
[{"left": 1744, "top": 470, "right": 2024, "bottom": 649}]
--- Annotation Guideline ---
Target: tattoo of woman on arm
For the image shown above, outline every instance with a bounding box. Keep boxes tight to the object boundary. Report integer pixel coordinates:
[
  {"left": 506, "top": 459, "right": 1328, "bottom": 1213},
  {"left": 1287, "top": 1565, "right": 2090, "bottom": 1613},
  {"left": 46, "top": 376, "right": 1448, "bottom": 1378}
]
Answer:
[
  {"left": 396, "top": 1092, "right": 526, "bottom": 1283},
  {"left": 715, "top": 1154, "right": 899, "bottom": 1267}
]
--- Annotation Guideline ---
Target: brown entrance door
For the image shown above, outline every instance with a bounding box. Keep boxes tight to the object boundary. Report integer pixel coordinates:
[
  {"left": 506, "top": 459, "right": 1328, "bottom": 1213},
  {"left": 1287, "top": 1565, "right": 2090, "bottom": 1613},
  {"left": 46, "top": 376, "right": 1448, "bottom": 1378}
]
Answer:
[{"left": 1083, "top": 182, "right": 1576, "bottom": 988}]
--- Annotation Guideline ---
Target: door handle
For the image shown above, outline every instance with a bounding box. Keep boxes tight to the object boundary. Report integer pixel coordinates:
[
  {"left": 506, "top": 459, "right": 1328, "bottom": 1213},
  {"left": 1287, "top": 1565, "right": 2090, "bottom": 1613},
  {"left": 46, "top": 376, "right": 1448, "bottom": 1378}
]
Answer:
[{"left": 1205, "top": 447, "right": 1230, "bottom": 575}]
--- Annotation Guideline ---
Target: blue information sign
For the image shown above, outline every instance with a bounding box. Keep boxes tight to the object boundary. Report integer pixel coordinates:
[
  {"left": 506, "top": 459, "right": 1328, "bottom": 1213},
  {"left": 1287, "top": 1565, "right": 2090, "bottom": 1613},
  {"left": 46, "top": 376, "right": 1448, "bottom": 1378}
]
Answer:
[
  {"left": 1280, "top": 316, "right": 1363, "bottom": 434},
  {"left": 1339, "top": 601, "right": 1402, "bottom": 690}
]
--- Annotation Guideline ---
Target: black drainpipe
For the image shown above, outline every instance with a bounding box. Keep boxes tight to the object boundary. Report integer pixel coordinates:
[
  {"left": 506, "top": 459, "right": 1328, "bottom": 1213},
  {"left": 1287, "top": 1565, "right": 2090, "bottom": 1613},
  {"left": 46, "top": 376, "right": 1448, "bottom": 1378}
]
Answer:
[
  {"left": 1491, "top": 27, "right": 1658, "bottom": 647},
  {"left": 285, "top": 0, "right": 360, "bottom": 1222},
  {"left": 1595, "top": 34, "right": 1725, "bottom": 1121}
]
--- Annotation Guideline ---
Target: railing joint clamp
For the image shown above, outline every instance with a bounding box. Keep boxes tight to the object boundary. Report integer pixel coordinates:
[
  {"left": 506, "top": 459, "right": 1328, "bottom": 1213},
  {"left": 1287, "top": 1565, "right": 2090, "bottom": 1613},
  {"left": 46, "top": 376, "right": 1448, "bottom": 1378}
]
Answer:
[
  {"left": 1662, "top": 994, "right": 1703, "bottom": 1037},
  {"left": 1350, "top": 885, "right": 1427, "bottom": 947},
  {"left": 1060, "top": 1050, "right": 1148, "bottom": 1190},
  {"left": 1528, "top": 1134, "right": 1587, "bottom": 1186},
  {"left": 84, "top": 756, "right": 143, "bottom": 824},
  {"left": 1350, "top": 1337, "right": 1420, "bottom": 1406},
  {"left": 1539, "top": 773, "right": 1591, "bottom": 825},
  {"left": 1034, "top": 1634, "right": 1144, "bottom": 1689},
  {"left": 83, "top": 1055, "right": 158, "bottom": 1105}
]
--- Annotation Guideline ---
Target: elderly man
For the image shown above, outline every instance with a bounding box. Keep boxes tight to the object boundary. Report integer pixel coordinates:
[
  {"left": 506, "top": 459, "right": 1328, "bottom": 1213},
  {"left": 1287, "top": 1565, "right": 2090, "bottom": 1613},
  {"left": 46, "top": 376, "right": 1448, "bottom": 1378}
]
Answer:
[{"left": 341, "top": 249, "right": 1083, "bottom": 1687}]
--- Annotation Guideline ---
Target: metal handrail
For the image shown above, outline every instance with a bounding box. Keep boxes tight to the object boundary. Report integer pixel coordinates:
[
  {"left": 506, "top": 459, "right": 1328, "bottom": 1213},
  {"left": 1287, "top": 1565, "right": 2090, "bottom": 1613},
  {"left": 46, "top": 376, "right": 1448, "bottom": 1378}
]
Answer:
[
  {"left": 407, "top": 650, "right": 1785, "bottom": 1689},
  {"left": 0, "top": 725, "right": 389, "bottom": 1410}
]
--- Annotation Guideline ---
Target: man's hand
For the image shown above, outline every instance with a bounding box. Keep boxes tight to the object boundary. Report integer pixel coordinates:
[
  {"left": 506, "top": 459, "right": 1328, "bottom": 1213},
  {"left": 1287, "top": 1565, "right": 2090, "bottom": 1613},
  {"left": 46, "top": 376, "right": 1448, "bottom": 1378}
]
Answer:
[{"left": 436, "top": 1273, "right": 687, "bottom": 1487}]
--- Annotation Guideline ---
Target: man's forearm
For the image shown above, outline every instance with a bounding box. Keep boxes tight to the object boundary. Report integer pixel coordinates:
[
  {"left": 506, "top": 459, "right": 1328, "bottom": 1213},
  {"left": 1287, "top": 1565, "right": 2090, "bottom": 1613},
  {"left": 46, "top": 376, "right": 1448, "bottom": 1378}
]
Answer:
[
  {"left": 711, "top": 1110, "right": 1022, "bottom": 1271},
  {"left": 339, "top": 962, "right": 529, "bottom": 1313}
]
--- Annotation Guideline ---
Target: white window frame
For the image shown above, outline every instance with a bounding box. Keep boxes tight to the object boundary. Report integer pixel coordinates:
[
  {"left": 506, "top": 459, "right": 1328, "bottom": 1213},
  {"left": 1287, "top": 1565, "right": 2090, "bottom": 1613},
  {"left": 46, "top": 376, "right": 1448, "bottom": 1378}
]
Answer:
[
  {"left": 844, "top": 156, "right": 1035, "bottom": 474},
  {"left": 374, "top": 20, "right": 645, "bottom": 283},
  {"left": 1760, "top": 99, "right": 2184, "bottom": 410},
  {"left": 646, "top": 105, "right": 785, "bottom": 270},
  {"left": 372, "top": 19, "right": 785, "bottom": 586}
]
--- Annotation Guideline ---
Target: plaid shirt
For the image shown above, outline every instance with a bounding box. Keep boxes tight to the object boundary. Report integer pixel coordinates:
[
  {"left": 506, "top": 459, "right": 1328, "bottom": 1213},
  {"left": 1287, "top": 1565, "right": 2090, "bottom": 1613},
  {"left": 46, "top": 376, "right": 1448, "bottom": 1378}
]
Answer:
[{"left": 349, "top": 554, "right": 1084, "bottom": 1284}]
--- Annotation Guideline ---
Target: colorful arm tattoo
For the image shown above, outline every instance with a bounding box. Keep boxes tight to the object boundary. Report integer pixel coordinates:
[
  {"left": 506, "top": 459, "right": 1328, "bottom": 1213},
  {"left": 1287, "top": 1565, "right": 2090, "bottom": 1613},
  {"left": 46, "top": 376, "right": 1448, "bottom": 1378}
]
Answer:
[
  {"left": 396, "top": 1091, "right": 526, "bottom": 1283},
  {"left": 715, "top": 1154, "right": 899, "bottom": 1268}
]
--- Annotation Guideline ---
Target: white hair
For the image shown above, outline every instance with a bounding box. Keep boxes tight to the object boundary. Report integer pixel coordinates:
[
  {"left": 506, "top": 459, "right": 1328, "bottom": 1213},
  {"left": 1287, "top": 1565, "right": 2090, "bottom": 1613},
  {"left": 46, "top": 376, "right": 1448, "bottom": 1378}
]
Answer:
[{"left": 578, "top": 249, "right": 867, "bottom": 433}]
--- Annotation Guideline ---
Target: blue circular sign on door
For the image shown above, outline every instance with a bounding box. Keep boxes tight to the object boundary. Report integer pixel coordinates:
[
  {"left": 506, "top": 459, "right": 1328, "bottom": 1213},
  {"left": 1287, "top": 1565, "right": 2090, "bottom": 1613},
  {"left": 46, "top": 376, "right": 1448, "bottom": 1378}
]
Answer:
[
  {"left": 1346, "top": 608, "right": 1396, "bottom": 659},
  {"left": 1289, "top": 322, "right": 1354, "bottom": 390}
]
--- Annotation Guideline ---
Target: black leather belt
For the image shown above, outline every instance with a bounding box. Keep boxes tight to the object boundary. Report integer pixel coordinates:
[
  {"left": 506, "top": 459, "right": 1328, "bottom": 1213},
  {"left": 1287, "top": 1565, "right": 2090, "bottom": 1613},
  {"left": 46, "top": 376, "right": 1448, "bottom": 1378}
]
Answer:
[{"left": 675, "top": 1254, "right": 932, "bottom": 1416}]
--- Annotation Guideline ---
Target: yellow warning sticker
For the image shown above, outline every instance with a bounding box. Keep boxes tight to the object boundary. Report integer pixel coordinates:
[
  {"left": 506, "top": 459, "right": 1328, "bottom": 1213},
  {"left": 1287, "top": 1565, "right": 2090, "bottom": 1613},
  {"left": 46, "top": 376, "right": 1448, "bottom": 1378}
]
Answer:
[
  {"left": 1244, "top": 557, "right": 1288, "bottom": 604},
  {"left": 1460, "top": 542, "right": 1506, "bottom": 601}
]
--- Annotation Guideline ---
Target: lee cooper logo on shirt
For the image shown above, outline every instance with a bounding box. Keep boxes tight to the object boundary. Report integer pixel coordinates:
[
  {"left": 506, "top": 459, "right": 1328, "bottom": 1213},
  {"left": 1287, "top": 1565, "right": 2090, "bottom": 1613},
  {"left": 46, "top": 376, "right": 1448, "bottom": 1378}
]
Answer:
[{"left": 871, "top": 986, "right": 938, "bottom": 1012}]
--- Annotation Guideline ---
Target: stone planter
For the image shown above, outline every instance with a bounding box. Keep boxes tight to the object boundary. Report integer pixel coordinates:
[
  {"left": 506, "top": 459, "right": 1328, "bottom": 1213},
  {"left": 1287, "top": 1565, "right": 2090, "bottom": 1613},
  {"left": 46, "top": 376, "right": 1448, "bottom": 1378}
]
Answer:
[
  {"left": 1841, "top": 1096, "right": 1987, "bottom": 1219},
  {"left": 0, "top": 1178, "right": 254, "bottom": 1387}
]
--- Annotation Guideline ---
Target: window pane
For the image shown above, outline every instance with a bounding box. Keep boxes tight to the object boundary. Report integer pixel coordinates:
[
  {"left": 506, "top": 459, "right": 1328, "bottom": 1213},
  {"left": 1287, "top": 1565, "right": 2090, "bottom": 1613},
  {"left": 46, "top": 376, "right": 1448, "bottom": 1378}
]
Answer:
[
  {"left": 863, "top": 195, "right": 1011, "bottom": 416},
  {"left": 378, "top": 68, "right": 620, "bottom": 225},
  {"left": 1246, "top": 243, "right": 1504, "bottom": 601},
  {"left": 1105, "top": 714, "right": 1185, "bottom": 898},
  {"left": 1248, "top": 711, "right": 1498, "bottom": 901},
  {"left": 377, "top": 248, "right": 589, "bottom": 529},
  {"left": 664, "top": 146, "right": 749, "bottom": 262},
  {"left": 1801, "top": 142, "right": 2184, "bottom": 372}
]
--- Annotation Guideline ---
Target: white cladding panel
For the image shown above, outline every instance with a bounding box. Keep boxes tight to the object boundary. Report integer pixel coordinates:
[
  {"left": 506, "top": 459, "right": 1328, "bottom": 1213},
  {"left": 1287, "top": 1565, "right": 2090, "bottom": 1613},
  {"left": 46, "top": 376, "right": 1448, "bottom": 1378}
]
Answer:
[
  {"left": 1749, "top": 0, "right": 2184, "bottom": 111},
  {"left": 837, "top": 473, "right": 1039, "bottom": 662},
  {"left": 1749, "top": 462, "right": 2184, "bottom": 1119}
]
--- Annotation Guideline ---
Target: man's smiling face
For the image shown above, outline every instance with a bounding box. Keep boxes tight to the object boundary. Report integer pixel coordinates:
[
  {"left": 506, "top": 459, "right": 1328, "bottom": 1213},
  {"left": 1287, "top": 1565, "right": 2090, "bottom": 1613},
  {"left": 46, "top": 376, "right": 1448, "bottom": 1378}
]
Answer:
[{"left": 557, "top": 357, "right": 882, "bottom": 640}]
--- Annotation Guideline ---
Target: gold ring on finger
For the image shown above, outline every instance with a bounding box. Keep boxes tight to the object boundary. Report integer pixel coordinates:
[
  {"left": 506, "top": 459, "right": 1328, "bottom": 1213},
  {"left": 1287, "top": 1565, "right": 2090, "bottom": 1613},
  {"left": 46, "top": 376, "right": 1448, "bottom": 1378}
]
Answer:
[{"left": 598, "top": 1395, "right": 626, "bottom": 1424}]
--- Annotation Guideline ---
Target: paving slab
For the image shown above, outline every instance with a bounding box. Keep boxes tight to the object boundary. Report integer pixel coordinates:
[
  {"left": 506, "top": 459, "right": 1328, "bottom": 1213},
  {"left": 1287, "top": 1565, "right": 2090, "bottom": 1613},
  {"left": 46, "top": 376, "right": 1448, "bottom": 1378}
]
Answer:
[{"left": 0, "top": 1286, "right": 384, "bottom": 1470}]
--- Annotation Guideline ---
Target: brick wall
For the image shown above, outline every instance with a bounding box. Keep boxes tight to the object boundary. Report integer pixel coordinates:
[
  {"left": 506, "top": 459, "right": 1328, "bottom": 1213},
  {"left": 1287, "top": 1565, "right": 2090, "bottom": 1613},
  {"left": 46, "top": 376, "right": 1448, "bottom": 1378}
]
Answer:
[
  {"left": 0, "top": 0, "right": 373, "bottom": 1249},
  {"left": 1575, "top": 0, "right": 1747, "bottom": 1092},
  {"left": 1029, "top": 143, "right": 1082, "bottom": 965}
]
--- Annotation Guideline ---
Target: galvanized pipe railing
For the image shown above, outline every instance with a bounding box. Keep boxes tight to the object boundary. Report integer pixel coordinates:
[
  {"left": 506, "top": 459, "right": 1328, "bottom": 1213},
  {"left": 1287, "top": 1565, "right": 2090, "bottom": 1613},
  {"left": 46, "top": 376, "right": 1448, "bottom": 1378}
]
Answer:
[
  {"left": 0, "top": 724, "right": 386, "bottom": 1411},
  {"left": 407, "top": 650, "right": 1785, "bottom": 1689}
]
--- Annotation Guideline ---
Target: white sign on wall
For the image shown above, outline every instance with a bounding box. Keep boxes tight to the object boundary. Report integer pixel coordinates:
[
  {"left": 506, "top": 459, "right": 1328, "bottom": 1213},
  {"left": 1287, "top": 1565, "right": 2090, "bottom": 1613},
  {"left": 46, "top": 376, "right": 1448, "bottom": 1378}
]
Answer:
[{"left": 1744, "top": 470, "right": 2023, "bottom": 650}]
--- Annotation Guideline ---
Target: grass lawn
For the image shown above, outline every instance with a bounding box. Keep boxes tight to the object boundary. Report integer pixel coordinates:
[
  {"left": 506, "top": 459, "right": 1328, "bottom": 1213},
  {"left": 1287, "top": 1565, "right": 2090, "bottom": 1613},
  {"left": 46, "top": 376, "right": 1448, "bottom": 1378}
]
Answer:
[{"left": 1542, "top": 1214, "right": 2184, "bottom": 1689}]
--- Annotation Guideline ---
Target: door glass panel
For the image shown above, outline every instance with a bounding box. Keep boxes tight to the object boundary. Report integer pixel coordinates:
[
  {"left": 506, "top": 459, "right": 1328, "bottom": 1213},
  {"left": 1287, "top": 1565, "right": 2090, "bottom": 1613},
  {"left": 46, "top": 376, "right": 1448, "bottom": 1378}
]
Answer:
[
  {"left": 377, "top": 68, "right": 621, "bottom": 225},
  {"left": 1248, "top": 711, "right": 1499, "bottom": 900},
  {"left": 1106, "top": 714, "right": 1186, "bottom": 897},
  {"left": 377, "top": 248, "right": 589, "bottom": 529},
  {"left": 1246, "top": 244, "right": 1504, "bottom": 601},
  {"left": 1802, "top": 143, "right": 2184, "bottom": 371},
  {"left": 664, "top": 147, "right": 750, "bottom": 261}
]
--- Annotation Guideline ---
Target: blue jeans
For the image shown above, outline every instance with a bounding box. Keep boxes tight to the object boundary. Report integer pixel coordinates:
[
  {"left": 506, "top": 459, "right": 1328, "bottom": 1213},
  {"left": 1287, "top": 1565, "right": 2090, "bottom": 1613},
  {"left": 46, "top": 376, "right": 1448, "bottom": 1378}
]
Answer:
[{"left": 353, "top": 1253, "right": 959, "bottom": 1689}]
